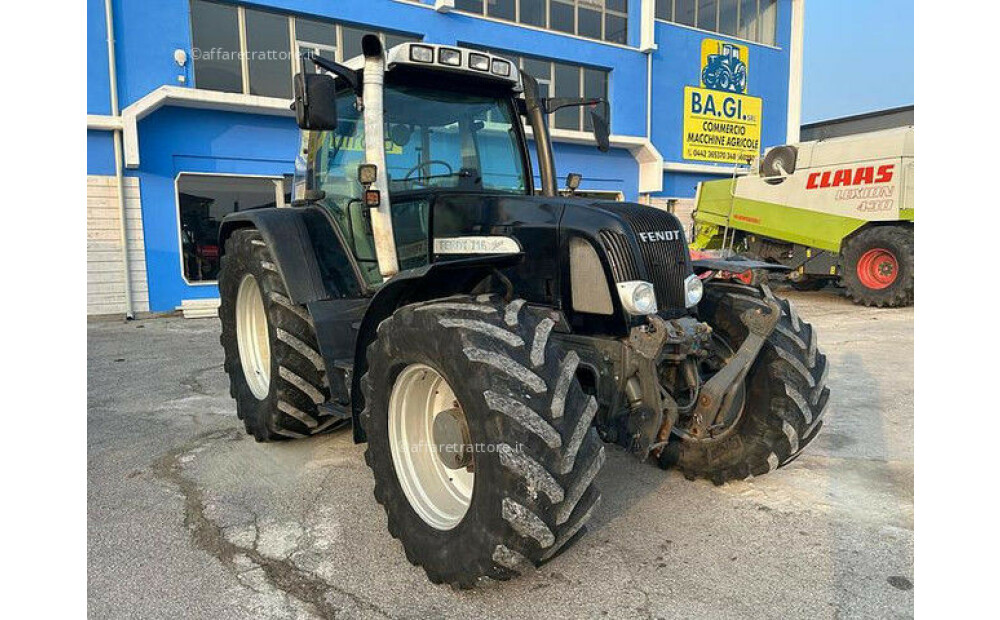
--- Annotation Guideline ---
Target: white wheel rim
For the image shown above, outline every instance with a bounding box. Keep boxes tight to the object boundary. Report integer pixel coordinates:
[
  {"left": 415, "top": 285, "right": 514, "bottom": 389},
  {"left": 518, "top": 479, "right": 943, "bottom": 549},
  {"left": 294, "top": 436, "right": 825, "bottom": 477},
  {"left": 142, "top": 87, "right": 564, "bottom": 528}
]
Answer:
[
  {"left": 236, "top": 274, "right": 271, "bottom": 400},
  {"left": 388, "top": 364, "right": 474, "bottom": 530}
]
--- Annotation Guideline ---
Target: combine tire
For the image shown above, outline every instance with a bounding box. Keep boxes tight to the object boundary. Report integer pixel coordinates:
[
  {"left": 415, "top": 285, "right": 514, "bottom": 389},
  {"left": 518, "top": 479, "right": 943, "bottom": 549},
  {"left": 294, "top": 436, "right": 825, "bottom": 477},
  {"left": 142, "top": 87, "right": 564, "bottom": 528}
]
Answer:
[
  {"left": 841, "top": 226, "right": 914, "bottom": 307},
  {"left": 360, "top": 295, "right": 605, "bottom": 587},
  {"left": 661, "top": 282, "right": 829, "bottom": 483},
  {"left": 218, "top": 229, "right": 341, "bottom": 441}
]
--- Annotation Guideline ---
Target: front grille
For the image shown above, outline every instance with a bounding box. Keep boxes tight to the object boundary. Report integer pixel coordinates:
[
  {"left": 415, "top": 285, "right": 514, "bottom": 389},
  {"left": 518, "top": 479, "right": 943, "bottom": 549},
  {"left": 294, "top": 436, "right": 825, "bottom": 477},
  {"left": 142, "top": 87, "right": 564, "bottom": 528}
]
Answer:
[{"left": 596, "top": 204, "right": 691, "bottom": 309}]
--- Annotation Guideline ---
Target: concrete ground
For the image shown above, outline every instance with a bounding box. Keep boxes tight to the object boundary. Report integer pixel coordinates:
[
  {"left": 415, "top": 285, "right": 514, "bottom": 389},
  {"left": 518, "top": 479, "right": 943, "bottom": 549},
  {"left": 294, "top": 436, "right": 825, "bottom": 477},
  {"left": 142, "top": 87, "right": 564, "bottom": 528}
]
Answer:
[{"left": 88, "top": 286, "right": 913, "bottom": 619}]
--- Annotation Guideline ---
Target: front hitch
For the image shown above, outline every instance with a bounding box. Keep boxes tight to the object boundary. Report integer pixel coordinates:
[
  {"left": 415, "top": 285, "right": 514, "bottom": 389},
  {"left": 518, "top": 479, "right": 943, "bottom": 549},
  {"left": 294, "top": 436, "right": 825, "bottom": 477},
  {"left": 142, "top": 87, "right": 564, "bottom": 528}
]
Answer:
[
  {"left": 621, "top": 298, "right": 781, "bottom": 457},
  {"left": 687, "top": 298, "right": 781, "bottom": 437}
]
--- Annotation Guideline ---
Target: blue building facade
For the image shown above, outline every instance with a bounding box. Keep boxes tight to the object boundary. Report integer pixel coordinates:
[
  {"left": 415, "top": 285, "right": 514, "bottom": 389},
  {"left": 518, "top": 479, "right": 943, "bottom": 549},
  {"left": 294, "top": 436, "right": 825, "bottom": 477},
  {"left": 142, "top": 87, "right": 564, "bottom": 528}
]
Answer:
[{"left": 87, "top": 0, "right": 801, "bottom": 314}]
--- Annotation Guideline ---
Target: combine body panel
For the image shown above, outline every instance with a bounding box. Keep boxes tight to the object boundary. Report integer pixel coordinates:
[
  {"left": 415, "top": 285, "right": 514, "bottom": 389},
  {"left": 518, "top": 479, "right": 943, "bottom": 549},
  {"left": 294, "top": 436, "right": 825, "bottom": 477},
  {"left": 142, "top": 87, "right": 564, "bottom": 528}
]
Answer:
[{"left": 692, "top": 127, "right": 914, "bottom": 306}]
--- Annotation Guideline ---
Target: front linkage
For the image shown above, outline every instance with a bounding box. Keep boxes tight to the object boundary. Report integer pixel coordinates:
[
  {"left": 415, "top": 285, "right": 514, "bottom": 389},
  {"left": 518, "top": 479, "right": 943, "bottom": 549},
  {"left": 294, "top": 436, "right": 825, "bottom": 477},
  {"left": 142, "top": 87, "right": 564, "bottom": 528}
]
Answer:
[{"left": 574, "top": 280, "right": 827, "bottom": 484}]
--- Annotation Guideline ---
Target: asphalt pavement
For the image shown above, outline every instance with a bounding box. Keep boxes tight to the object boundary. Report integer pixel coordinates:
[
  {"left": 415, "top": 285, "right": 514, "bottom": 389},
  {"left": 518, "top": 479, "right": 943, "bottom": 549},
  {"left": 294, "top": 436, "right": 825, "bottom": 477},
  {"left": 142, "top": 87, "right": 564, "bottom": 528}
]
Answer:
[{"left": 88, "top": 285, "right": 914, "bottom": 619}]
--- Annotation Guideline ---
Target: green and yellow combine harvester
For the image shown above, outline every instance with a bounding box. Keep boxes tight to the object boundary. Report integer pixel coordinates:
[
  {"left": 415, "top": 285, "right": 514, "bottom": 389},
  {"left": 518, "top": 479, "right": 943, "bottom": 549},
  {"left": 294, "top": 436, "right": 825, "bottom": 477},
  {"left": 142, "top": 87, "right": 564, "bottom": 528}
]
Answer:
[{"left": 691, "top": 126, "right": 914, "bottom": 307}]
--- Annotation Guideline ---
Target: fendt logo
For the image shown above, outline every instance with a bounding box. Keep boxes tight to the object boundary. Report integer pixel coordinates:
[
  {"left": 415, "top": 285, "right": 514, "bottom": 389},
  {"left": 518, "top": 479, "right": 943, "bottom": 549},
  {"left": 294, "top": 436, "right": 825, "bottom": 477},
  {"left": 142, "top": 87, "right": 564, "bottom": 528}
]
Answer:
[
  {"left": 638, "top": 230, "right": 682, "bottom": 243},
  {"left": 806, "top": 165, "right": 895, "bottom": 190}
]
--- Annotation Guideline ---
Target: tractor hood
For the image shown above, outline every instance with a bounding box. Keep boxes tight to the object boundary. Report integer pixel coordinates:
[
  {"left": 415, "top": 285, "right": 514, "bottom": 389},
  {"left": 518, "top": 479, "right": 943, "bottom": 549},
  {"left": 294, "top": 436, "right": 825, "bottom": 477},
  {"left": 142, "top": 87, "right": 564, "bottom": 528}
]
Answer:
[{"left": 430, "top": 192, "right": 693, "bottom": 334}]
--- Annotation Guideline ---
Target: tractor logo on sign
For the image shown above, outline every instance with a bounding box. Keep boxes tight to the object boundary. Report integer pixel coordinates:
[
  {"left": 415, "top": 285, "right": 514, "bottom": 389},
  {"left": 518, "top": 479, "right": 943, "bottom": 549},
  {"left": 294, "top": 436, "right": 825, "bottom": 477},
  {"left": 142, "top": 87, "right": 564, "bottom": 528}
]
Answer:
[{"left": 700, "top": 39, "right": 749, "bottom": 94}]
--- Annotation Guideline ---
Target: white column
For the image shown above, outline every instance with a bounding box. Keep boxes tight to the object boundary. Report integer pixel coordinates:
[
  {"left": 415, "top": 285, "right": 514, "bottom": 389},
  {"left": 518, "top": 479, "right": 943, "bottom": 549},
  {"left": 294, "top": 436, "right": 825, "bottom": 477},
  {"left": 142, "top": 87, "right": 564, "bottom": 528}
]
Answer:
[
  {"left": 786, "top": 0, "right": 806, "bottom": 144},
  {"left": 640, "top": 0, "right": 658, "bottom": 53}
]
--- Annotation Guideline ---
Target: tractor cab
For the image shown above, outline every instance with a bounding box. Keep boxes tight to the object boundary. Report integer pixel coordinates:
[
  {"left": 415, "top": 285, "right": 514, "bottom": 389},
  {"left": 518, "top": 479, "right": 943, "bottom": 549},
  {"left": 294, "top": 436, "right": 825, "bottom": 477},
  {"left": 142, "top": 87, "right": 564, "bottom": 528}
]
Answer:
[{"left": 291, "top": 38, "right": 608, "bottom": 285}]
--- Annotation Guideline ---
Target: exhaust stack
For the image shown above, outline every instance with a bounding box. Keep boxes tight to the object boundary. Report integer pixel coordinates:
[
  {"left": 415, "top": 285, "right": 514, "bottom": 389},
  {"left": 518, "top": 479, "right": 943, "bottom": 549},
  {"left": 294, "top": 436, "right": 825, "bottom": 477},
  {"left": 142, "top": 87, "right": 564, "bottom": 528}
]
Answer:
[{"left": 361, "top": 34, "right": 399, "bottom": 280}]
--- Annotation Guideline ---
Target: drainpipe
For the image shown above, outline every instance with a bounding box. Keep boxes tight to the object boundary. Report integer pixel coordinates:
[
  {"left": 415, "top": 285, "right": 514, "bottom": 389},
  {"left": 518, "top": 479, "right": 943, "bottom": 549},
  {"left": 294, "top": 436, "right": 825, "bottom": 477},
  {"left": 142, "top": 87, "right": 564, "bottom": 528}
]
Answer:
[
  {"left": 360, "top": 35, "right": 399, "bottom": 280},
  {"left": 105, "top": 0, "right": 134, "bottom": 319}
]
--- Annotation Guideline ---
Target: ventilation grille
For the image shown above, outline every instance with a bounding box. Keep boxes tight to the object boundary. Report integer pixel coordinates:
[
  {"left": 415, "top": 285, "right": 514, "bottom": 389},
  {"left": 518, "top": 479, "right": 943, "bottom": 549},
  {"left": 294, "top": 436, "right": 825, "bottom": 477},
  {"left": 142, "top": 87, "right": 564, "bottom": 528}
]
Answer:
[{"left": 596, "top": 205, "right": 691, "bottom": 309}]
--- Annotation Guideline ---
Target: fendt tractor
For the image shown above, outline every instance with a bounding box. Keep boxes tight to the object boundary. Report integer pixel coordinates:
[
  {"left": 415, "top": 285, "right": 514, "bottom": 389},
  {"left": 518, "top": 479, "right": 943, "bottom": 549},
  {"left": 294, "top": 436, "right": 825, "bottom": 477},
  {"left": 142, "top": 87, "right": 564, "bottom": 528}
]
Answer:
[
  {"left": 691, "top": 127, "right": 914, "bottom": 307},
  {"left": 216, "top": 36, "right": 829, "bottom": 587}
]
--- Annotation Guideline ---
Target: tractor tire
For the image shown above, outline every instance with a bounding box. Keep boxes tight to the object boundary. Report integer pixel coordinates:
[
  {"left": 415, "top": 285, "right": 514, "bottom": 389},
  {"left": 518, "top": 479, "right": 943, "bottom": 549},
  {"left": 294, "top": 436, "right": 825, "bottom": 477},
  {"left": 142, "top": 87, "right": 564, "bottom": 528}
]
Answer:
[
  {"left": 841, "top": 226, "right": 914, "bottom": 307},
  {"left": 360, "top": 294, "right": 605, "bottom": 587},
  {"left": 660, "top": 281, "right": 830, "bottom": 483},
  {"left": 218, "top": 229, "right": 341, "bottom": 441}
]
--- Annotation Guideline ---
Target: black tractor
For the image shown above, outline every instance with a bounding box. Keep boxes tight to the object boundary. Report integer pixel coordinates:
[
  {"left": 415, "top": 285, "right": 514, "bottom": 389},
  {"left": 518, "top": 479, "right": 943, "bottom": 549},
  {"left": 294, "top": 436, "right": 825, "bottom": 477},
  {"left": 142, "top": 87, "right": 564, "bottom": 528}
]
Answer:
[{"left": 217, "top": 36, "right": 828, "bottom": 588}]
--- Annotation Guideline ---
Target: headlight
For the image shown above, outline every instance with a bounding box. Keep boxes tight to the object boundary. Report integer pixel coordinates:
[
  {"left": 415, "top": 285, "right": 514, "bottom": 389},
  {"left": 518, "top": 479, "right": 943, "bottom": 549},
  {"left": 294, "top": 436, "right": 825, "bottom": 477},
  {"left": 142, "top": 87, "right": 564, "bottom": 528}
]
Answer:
[
  {"left": 438, "top": 48, "right": 461, "bottom": 66},
  {"left": 491, "top": 59, "right": 511, "bottom": 76},
  {"left": 468, "top": 53, "right": 490, "bottom": 72},
  {"left": 684, "top": 274, "right": 704, "bottom": 307},
  {"left": 616, "top": 281, "right": 658, "bottom": 315},
  {"left": 409, "top": 45, "right": 434, "bottom": 63}
]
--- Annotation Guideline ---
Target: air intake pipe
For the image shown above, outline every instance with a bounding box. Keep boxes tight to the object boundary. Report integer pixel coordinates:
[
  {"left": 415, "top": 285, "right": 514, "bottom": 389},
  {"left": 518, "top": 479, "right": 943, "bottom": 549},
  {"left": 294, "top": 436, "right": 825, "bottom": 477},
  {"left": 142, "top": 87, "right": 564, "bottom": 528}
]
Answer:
[{"left": 361, "top": 34, "right": 399, "bottom": 279}]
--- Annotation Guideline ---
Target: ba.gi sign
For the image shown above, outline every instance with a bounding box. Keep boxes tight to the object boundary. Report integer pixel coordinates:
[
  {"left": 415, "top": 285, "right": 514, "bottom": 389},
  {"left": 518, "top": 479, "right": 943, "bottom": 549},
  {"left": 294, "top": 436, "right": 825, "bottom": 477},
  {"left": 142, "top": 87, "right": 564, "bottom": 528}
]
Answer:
[{"left": 683, "top": 39, "right": 763, "bottom": 164}]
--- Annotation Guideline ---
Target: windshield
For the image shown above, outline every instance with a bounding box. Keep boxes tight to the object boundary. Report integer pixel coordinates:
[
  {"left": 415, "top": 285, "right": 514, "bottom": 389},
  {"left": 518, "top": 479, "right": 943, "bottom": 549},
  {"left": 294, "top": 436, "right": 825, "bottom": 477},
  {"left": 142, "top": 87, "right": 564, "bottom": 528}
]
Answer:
[
  {"left": 383, "top": 84, "right": 528, "bottom": 194},
  {"left": 299, "top": 81, "right": 527, "bottom": 287}
]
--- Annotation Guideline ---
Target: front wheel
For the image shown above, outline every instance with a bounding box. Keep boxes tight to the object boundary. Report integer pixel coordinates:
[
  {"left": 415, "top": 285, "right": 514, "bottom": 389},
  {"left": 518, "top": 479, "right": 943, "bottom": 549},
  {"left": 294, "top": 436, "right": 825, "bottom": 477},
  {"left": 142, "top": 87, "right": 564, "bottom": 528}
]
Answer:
[
  {"left": 361, "top": 295, "right": 605, "bottom": 587},
  {"left": 660, "top": 281, "right": 830, "bottom": 483}
]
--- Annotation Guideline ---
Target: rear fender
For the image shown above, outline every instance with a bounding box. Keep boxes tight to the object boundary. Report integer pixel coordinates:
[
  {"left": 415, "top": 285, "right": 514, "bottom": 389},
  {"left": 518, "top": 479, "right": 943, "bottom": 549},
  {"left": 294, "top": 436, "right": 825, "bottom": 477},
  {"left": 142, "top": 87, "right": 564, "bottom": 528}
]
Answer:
[
  {"left": 219, "top": 207, "right": 363, "bottom": 303},
  {"left": 349, "top": 253, "right": 523, "bottom": 442}
]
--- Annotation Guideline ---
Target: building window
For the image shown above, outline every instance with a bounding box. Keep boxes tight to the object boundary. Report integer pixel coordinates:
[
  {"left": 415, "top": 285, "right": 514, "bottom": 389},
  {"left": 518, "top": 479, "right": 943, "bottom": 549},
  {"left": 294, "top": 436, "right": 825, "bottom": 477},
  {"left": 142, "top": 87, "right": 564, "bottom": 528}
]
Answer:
[
  {"left": 655, "top": 0, "right": 777, "bottom": 46},
  {"left": 454, "top": 1, "right": 629, "bottom": 45},
  {"left": 190, "top": 0, "right": 242, "bottom": 93},
  {"left": 478, "top": 48, "right": 611, "bottom": 132},
  {"left": 245, "top": 8, "right": 292, "bottom": 98},
  {"left": 697, "top": 0, "right": 717, "bottom": 32},
  {"left": 189, "top": 1, "right": 421, "bottom": 95},
  {"left": 177, "top": 174, "right": 284, "bottom": 283}
]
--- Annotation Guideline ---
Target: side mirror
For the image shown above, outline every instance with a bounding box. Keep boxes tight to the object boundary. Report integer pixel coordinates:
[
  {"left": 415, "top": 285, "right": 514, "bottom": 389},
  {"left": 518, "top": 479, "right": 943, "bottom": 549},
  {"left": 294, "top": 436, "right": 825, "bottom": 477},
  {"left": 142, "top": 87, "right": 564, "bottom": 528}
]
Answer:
[
  {"left": 590, "top": 108, "right": 610, "bottom": 153},
  {"left": 293, "top": 71, "right": 338, "bottom": 130}
]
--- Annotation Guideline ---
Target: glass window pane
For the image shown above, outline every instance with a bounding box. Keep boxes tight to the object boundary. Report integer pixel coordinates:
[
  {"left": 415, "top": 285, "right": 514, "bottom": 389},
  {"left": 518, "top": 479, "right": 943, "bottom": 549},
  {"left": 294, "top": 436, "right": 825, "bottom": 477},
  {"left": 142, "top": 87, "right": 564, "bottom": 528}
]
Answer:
[
  {"left": 718, "top": 0, "right": 738, "bottom": 36},
  {"left": 179, "top": 175, "right": 278, "bottom": 282},
  {"left": 342, "top": 26, "right": 378, "bottom": 62},
  {"left": 522, "top": 57, "right": 551, "bottom": 97},
  {"left": 245, "top": 9, "right": 291, "bottom": 98},
  {"left": 605, "top": 13, "right": 627, "bottom": 44},
  {"left": 674, "top": 0, "right": 697, "bottom": 27},
  {"left": 578, "top": 7, "right": 602, "bottom": 39},
  {"left": 582, "top": 67, "right": 608, "bottom": 132},
  {"left": 738, "top": 0, "right": 757, "bottom": 41},
  {"left": 553, "top": 62, "right": 580, "bottom": 130},
  {"left": 655, "top": 0, "right": 672, "bottom": 20},
  {"left": 190, "top": 0, "right": 243, "bottom": 93},
  {"left": 550, "top": 1, "right": 575, "bottom": 34},
  {"left": 759, "top": 0, "right": 776, "bottom": 45},
  {"left": 455, "top": 0, "right": 484, "bottom": 14},
  {"left": 519, "top": 0, "right": 546, "bottom": 27},
  {"left": 295, "top": 17, "right": 336, "bottom": 47},
  {"left": 698, "top": 0, "right": 718, "bottom": 31},
  {"left": 607, "top": 0, "right": 628, "bottom": 12},
  {"left": 385, "top": 33, "right": 420, "bottom": 49},
  {"left": 487, "top": 0, "right": 515, "bottom": 20}
]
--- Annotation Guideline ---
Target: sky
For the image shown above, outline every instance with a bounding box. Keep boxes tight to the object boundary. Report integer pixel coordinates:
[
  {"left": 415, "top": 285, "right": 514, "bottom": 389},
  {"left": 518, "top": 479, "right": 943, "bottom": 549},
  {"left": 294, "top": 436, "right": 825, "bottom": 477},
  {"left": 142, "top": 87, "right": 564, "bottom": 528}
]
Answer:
[{"left": 801, "top": 0, "right": 914, "bottom": 123}]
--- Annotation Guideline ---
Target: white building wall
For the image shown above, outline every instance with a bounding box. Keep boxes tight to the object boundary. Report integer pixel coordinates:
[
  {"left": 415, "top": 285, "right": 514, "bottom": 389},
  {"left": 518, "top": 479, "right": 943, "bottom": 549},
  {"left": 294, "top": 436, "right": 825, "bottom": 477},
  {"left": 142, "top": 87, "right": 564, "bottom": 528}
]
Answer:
[{"left": 87, "top": 175, "right": 150, "bottom": 315}]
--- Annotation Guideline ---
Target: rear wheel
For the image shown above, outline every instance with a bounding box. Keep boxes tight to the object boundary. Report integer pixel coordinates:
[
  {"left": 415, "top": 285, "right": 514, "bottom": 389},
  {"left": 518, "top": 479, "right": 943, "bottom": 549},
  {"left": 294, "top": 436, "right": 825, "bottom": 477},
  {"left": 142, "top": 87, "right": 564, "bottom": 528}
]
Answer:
[
  {"left": 660, "top": 282, "right": 830, "bottom": 483},
  {"left": 361, "top": 295, "right": 605, "bottom": 587},
  {"left": 219, "top": 229, "right": 343, "bottom": 441},
  {"left": 841, "top": 226, "right": 914, "bottom": 307}
]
